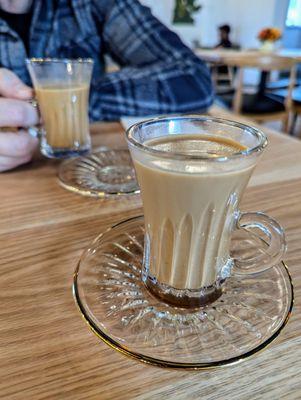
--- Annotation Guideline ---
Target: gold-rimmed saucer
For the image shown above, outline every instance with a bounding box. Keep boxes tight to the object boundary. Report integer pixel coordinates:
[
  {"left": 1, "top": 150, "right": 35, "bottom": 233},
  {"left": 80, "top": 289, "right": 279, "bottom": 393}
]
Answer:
[{"left": 73, "top": 215, "right": 293, "bottom": 369}]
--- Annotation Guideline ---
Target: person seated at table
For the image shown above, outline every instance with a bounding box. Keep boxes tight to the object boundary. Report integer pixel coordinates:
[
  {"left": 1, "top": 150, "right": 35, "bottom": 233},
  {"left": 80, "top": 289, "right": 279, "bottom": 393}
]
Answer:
[
  {"left": 0, "top": 0, "right": 213, "bottom": 172},
  {"left": 215, "top": 24, "right": 233, "bottom": 49},
  {"left": 213, "top": 24, "right": 238, "bottom": 92}
]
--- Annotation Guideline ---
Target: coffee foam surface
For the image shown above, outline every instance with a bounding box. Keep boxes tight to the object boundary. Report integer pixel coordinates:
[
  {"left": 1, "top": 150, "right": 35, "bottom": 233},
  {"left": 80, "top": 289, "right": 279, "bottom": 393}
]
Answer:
[{"left": 146, "top": 135, "right": 246, "bottom": 158}]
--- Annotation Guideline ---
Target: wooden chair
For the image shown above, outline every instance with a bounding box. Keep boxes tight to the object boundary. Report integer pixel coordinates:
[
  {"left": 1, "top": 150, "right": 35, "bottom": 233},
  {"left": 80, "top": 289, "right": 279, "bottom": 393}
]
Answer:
[
  {"left": 210, "top": 45, "right": 241, "bottom": 94},
  {"left": 216, "top": 55, "right": 296, "bottom": 133},
  {"left": 211, "top": 63, "right": 236, "bottom": 94},
  {"left": 265, "top": 86, "right": 301, "bottom": 136},
  {"left": 290, "top": 100, "right": 301, "bottom": 137}
]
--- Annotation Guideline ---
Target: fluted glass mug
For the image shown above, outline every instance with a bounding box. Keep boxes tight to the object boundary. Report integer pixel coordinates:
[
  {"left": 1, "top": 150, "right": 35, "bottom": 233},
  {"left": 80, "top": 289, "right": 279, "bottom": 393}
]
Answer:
[
  {"left": 126, "top": 116, "right": 286, "bottom": 307},
  {"left": 26, "top": 58, "right": 93, "bottom": 158}
]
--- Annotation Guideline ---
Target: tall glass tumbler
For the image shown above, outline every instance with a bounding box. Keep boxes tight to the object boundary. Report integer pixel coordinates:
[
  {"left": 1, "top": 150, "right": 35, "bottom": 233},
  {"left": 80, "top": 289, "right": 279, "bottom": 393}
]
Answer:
[{"left": 26, "top": 58, "right": 93, "bottom": 158}]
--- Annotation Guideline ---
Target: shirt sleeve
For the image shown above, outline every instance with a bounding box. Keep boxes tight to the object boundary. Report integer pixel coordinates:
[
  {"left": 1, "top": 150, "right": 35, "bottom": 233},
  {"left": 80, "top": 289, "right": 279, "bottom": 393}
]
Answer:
[{"left": 90, "top": 0, "right": 213, "bottom": 121}]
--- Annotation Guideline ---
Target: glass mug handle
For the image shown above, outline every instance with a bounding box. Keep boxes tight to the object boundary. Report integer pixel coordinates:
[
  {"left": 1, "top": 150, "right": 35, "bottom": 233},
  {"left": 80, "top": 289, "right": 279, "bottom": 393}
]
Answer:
[
  {"left": 232, "top": 212, "right": 286, "bottom": 274},
  {"left": 27, "top": 99, "right": 43, "bottom": 139}
]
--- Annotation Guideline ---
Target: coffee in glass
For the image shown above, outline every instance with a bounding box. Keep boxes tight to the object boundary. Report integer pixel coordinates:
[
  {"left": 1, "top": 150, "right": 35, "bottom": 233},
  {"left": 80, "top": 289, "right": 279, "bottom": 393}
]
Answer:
[
  {"left": 26, "top": 58, "right": 93, "bottom": 158},
  {"left": 126, "top": 116, "right": 286, "bottom": 307}
]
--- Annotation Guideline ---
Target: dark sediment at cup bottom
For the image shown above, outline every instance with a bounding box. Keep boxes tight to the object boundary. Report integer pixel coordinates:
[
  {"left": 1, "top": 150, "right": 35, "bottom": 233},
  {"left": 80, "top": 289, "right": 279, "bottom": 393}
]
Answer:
[
  {"left": 41, "top": 145, "right": 91, "bottom": 159},
  {"left": 144, "top": 275, "right": 224, "bottom": 308}
]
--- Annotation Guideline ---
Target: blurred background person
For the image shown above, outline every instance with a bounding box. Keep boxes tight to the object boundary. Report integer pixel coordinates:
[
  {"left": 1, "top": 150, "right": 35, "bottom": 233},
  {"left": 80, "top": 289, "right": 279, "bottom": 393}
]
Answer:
[{"left": 215, "top": 24, "right": 233, "bottom": 49}]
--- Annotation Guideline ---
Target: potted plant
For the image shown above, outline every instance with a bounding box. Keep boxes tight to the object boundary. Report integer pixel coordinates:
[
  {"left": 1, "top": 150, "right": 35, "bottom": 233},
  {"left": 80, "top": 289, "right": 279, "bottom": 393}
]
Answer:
[{"left": 257, "top": 27, "right": 282, "bottom": 52}]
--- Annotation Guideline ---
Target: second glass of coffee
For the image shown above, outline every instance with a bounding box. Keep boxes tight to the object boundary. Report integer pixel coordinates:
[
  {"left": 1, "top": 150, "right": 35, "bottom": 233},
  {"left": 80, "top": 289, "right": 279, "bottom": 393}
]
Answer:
[{"left": 26, "top": 58, "right": 93, "bottom": 158}]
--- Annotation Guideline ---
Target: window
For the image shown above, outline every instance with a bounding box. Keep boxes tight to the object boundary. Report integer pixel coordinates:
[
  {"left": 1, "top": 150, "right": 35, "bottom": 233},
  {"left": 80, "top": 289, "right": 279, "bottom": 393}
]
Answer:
[{"left": 286, "top": 0, "right": 301, "bottom": 27}]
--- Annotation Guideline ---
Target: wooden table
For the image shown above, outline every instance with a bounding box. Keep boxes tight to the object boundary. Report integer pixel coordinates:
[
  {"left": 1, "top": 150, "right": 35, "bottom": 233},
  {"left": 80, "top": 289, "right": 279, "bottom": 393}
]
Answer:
[
  {"left": 1, "top": 109, "right": 301, "bottom": 399},
  {"left": 195, "top": 48, "right": 301, "bottom": 64}
]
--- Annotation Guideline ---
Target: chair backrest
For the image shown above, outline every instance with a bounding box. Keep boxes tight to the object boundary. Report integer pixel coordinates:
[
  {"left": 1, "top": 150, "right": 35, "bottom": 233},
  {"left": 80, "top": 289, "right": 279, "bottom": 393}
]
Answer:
[
  {"left": 231, "top": 43, "right": 241, "bottom": 50},
  {"left": 226, "top": 55, "right": 297, "bottom": 114}
]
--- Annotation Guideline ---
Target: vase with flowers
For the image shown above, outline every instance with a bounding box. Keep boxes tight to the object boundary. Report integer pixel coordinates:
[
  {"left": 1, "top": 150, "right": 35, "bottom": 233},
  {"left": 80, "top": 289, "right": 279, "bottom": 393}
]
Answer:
[{"left": 257, "top": 27, "right": 282, "bottom": 52}]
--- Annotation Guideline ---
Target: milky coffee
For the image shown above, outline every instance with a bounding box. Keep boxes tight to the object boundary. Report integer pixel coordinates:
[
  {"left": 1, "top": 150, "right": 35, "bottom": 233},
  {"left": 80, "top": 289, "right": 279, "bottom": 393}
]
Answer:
[
  {"left": 35, "top": 85, "right": 90, "bottom": 149},
  {"left": 133, "top": 134, "right": 253, "bottom": 290}
]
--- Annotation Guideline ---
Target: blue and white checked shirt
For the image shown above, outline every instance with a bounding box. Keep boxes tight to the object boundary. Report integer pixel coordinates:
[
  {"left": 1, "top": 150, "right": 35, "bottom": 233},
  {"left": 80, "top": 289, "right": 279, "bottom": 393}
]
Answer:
[{"left": 0, "top": 0, "right": 213, "bottom": 121}]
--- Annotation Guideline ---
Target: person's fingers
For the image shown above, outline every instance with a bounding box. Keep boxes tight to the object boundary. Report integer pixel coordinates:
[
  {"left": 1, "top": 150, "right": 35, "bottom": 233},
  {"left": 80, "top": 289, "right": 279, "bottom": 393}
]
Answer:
[
  {"left": 0, "top": 68, "right": 33, "bottom": 100},
  {"left": 0, "top": 154, "right": 34, "bottom": 171},
  {"left": 0, "top": 98, "right": 39, "bottom": 127},
  {"left": 0, "top": 130, "right": 38, "bottom": 158}
]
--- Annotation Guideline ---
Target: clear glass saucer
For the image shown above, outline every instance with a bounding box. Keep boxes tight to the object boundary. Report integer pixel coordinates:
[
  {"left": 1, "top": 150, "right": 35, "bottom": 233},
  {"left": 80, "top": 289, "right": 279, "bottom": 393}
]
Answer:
[
  {"left": 73, "top": 216, "right": 294, "bottom": 369},
  {"left": 58, "top": 148, "right": 140, "bottom": 197}
]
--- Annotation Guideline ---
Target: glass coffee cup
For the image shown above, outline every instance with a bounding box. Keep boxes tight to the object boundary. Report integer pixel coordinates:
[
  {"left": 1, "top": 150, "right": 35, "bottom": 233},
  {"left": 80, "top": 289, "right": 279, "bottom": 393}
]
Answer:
[
  {"left": 26, "top": 58, "right": 93, "bottom": 158},
  {"left": 126, "top": 115, "right": 286, "bottom": 307}
]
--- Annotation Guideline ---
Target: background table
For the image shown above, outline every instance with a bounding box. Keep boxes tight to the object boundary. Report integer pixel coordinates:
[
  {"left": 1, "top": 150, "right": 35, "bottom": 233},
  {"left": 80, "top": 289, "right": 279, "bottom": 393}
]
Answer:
[
  {"left": 195, "top": 48, "right": 301, "bottom": 63},
  {"left": 1, "top": 108, "right": 301, "bottom": 399}
]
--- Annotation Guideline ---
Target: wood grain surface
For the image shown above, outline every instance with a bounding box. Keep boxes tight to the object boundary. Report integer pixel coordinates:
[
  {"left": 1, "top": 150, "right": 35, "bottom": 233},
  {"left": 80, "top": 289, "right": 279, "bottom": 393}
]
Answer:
[
  {"left": 195, "top": 48, "right": 301, "bottom": 63},
  {"left": 0, "top": 108, "right": 301, "bottom": 400}
]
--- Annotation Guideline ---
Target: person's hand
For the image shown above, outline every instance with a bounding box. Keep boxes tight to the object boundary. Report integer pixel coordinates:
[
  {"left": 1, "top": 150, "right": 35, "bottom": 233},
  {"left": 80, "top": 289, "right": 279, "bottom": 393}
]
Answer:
[{"left": 0, "top": 68, "right": 39, "bottom": 171}]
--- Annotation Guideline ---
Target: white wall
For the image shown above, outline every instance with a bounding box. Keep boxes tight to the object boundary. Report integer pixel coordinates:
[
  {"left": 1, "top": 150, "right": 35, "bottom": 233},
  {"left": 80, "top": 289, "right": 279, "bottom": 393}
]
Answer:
[{"left": 141, "top": 0, "right": 286, "bottom": 49}]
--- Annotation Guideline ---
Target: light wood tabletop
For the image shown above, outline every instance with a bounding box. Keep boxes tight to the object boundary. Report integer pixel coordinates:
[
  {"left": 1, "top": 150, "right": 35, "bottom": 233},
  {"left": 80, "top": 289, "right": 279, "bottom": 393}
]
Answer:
[
  {"left": 1, "top": 107, "right": 301, "bottom": 400},
  {"left": 195, "top": 48, "right": 301, "bottom": 64}
]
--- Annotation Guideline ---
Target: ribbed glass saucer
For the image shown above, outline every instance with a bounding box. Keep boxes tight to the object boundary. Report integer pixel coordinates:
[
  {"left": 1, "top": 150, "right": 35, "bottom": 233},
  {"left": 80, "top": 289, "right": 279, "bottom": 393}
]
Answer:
[
  {"left": 73, "top": 216, "right": 293, "bottom": 369},
  {"left": 58, "top": 148, "right": 139, "bottom": 197}
]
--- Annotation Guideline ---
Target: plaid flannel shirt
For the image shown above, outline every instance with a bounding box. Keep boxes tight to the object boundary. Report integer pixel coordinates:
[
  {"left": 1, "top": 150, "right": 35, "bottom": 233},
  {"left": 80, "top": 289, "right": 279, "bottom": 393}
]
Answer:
[{"left": 0, "top": 0, "right": 213, "bottom": 121}]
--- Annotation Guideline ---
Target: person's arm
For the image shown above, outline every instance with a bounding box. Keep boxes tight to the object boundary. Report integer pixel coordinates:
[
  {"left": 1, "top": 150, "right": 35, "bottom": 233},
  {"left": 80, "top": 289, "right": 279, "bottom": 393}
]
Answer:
[
  {"left": 0, "top": 68, "right": 38, "bottom": 171},
  {"left": 90, "top": 0, "right": 213, "bottom": 121}
]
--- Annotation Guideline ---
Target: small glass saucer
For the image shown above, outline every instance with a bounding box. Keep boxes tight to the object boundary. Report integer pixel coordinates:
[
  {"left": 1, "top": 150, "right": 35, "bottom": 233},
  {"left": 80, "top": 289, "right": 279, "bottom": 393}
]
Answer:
[
  {"left": 58, "top": 148, "right": 140, "bottom": 197},
  {"left": 73, "top": 216, "right": 293, "bottom": 369}
]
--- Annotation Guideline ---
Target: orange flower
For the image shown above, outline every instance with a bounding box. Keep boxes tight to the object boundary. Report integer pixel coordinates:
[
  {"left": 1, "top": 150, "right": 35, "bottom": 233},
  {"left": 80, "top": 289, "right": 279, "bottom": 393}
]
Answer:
[{"left": 258, "top": 27, "right": 282, "bottom": 42}]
